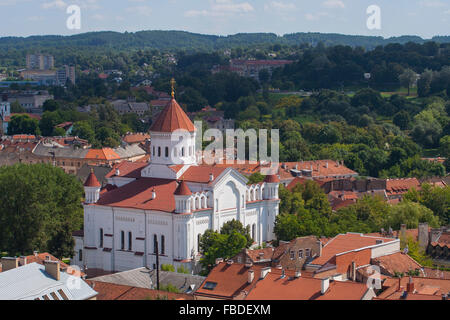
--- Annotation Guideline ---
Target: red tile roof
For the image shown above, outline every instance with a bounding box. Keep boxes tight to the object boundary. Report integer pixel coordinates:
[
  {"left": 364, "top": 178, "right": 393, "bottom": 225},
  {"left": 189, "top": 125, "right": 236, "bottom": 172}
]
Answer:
[
  {"left": 105, "top": 161, "right": 148, "bottom": 179},
  {"left": 123, "top": 133, "right": 150, "bottom": 144},
  {"left": 372, "top": 252, "right": 423, "bottom": 276},
  {"left": 150, "top": 99, "right": 195, "bottom": 133},
  {"left": 195, "top": 262, "right": 263, "bottom": 299},
  {"left": 378, "top": 277, "right": 450, "bottom": 300},
  {"left": 246, "top": 272, "right": 369, "bottom": 300},
  {"left": 264, "top": 174, "right": 280, "bottom": 183},
  {"left": 85, "top": 148, "right": 120, "bottom": 161},
  {"left": 386, "top": 178, "right": 421, "bottom": 196},
  {"left": 84, "top": 170, "right": 101, "bottom": 187},
  {"left": 311, "top": 233, "right": 397, "bottom": 266},
  {"left": 180, "top": 165, "right": 228, "bottom": 184},
  {"left": 95, "top": 178, "right": 178, "bottom": 213},
  {"left": 174, "top": 180, "right": 192, "bottom": 196}
]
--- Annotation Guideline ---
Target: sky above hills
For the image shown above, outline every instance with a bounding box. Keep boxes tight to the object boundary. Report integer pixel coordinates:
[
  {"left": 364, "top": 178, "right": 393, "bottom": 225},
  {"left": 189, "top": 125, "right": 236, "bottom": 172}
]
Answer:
[{"left": 0, "top": 0, "right": 449, "bottom": 38}]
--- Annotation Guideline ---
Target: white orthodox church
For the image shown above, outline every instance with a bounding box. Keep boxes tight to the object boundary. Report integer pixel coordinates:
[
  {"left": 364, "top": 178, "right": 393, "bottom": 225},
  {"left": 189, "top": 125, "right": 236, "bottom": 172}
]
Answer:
[{"left": 74, "top": 95, "right": 280, "bottom": 273}]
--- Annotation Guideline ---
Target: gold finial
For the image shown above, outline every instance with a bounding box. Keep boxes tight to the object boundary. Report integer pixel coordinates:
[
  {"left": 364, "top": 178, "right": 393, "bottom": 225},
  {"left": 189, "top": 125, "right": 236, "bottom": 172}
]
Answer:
[{"left": 170, "top": 78, "right": 176, "bottom": 99}]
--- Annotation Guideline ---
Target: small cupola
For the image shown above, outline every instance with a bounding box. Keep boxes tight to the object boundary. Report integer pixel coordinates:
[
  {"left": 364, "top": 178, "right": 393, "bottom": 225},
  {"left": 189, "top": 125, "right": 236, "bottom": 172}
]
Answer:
[{"left": 84, "top": 169, "right": 101, "bottom": 204}]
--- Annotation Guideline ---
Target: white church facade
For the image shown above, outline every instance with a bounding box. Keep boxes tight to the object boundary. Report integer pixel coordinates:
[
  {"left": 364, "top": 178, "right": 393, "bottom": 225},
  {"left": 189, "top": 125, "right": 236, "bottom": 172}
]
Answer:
[{"left": 73, "top": 96, "right": 280, "bottom": 273}]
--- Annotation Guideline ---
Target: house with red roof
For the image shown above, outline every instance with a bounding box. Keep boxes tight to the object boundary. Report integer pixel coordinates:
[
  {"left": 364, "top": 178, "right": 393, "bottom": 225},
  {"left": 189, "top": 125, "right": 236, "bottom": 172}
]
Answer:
[
  {"left": 75, "top": 94, "right": 281, "bottom": 275},
  {"left": 194, "top": 261, "right": 376, "bottom": 300}
]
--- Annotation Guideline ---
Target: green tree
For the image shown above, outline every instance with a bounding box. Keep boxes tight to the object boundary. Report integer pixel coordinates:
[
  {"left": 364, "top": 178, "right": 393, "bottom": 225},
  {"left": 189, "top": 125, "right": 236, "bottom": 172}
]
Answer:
[
  {"left": 72, "top": 121, "right": 96, "bottom": 144},
  {"left": 399, "top": 68, "right": 417, "bottom": 96},
  {"left": 42, "top": 100, "right": 61, "bottom": 112},
  {"left": 0, "top": 164, "right": 84, "bottom": 257},
  {"left": 7, "top": 114, "right": 40, "bottom": 135},
  {"left": 220, "top": 219, "right": 253, "bottom": 248},
  {"left": 247, "top": 172, "right": 265, "bottom": 185},
  {"left": 10, "top": 101, "right": 25, "bottom": 113}
]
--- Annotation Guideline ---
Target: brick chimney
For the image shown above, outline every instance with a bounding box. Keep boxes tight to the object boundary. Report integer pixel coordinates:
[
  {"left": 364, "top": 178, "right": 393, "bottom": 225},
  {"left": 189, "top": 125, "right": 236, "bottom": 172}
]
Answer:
[
  {"left": 44, "top": 260, "right": 60, "bottom": 281},
  {"left": 1, "top": 257, "right": 19, "bottom": 272},
  {"left": 19, "top": 256, "right": 27, "bottom": 266},
  {"left": 406, "top": 276, "right": 414, "bottom": 293}
]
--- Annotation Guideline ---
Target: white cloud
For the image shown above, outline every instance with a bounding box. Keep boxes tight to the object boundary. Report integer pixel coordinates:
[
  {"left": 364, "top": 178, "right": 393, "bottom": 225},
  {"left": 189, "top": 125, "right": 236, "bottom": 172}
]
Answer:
[
  {"left": 42, "top": 0, "right": 67, "bottom": 9},
  {"left": 264, "top": 1, "right": 296, "bottom": 12},
  {"left": 185, "top": 0, "right": 254, "bottom": 17},
  {"left": 420, "top": 0, "right": 447, "bottom": 8},
  {"left": 305, "top": 12, "right": 330, "bottom": 21},
  {"left": 322, "top": 0, "right": 345, "bottom": 9},
  {"left": 126, "top": 5, "right": 152, "bottom": 17}
]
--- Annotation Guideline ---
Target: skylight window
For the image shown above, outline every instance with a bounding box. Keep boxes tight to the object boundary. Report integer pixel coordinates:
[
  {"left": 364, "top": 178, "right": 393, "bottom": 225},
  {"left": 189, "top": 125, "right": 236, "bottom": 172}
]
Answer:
[{"left": 203, "top": 282, "right": 217, "bottom": 291}]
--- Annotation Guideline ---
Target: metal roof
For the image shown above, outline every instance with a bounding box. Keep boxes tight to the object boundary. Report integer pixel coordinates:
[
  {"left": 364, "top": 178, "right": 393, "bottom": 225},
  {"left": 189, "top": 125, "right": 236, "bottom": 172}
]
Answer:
[{"left": 0, "top": 263, "right": 97, "bottom": 300}]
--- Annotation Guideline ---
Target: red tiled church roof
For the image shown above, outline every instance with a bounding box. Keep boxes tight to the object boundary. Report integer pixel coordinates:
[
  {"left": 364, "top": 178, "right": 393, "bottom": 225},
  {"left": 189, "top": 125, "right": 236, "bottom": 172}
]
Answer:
[
  {"left": 264, "top": 174, "right": 280, "bottom": 183},
  {"left": 150, "top": 98, "right": 195, "bottom": 133},
  {"left": 84, "top": 170, "right": 101, "bottom": 187},
  {"left": 174, "top": 180, "right": 192, "bottom": 196}
]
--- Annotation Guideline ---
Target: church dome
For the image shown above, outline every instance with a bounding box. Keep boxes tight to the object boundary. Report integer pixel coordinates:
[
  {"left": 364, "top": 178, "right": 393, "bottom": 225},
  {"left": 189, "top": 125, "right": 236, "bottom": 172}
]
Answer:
[
  {"left": 150, "top": 98, "right": 196, "bottom": 133},
  {"left": 84, "top": 169, "right": 101, "bottom": 188}
]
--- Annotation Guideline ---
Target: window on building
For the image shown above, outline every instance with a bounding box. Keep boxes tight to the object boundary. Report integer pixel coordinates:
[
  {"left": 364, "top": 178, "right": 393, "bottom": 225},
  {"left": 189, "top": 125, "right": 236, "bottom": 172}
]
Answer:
[
  {"left": 161, "top": 235, "right": 165, "bottom": 255},
  {"left": 128, "top": 232, "right": 132, "bottom": 251},
  {"left": 198, "top": 234, "right": 202, "bottom": 253},
  {"left": 121, "top": 231, "right": 125, "bottom": 250},
  {"left": 165, "top": 147, "right": 169, "bottom": 158},
  {"left": 99, "top": 228, "right": 104, "bottom": 248},
  {"left": 305, "top": 248, "right": 311, "bottom": 257},
  {"left": 298, "top": 249, "right": 303, "bottom": 259},
  {"left": 252, "top": 224, "right": 256, "bottom": 242},
  {"left": 153, "top": 234, "right": 158, "bottom": 254},
  {"left": 152, "top": 146, "right": 155, "bottom": 157},
  {"left": 78, "top": 249, "right": 82, "bottom": 261},
  {"left": 290, "top": 250, "right": 295, "bottom": 260},
  {"left": 182, "top": 147, "right": 185, "bottom": 157},
  {"left": 158, "top": 147, "right": 161, "bottom": 157}
]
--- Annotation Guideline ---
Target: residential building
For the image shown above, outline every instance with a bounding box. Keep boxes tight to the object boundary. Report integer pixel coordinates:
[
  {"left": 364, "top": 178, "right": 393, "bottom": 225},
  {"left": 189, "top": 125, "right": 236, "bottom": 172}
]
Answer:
[
  {"left": 26, "top": 54, "right": 54, "bottom": 70},
  {"left": 56, "top": 65, "right": 76, "bottom": 85},
  {"left": 305, "top": 233, "right": 401, "bottom": 281},
  {"left": 111, "top": 98, "right": 150, "bottom": 117},
  {"left": 3, "top": 90, "right": 53, "bottom": 113},
  {"left": 75, "top": 97, "right": 281, "bottom": 274},
  {"left": 0, "top": 98, "right": 10, "bottom": 134},
  {"left": 376, "top": 276, "right": 450, "bottom": 300},
  {"left": 0, "top": 257, "right": 97, "bottom": 300},
  {"left": 194, "top": 261, "right": 376, "bottom": 300}
]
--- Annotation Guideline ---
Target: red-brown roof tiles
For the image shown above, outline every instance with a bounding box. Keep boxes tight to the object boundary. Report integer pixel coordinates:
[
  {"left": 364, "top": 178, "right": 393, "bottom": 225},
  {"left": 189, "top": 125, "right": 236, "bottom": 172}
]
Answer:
[
  {"left": 84, "top": 170, "right": 101, "bottom": 187},
  {"left": 150, "top": 99, "right": 195, "bottom": 133},
  {"left": 174, "top": 180, "right": 192, "bottom": 196}
]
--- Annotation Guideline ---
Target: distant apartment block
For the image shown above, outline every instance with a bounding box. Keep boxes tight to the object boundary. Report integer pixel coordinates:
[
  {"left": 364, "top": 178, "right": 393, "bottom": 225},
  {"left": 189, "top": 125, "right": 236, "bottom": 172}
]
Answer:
[
  {"left": 21, "top": 65, "right": 76, "bottom": 86},
  {"left": 26, "top": 54, "right": 54, "bottom": 70},
  {"left": 3, "top": 90, "right": 53, "bottom": 113}
]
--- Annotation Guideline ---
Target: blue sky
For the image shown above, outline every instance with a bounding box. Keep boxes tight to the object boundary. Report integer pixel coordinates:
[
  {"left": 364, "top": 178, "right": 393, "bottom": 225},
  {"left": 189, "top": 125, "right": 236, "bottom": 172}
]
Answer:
[{"left": 0, "top": 0, "right": 449, "bottom": 38}]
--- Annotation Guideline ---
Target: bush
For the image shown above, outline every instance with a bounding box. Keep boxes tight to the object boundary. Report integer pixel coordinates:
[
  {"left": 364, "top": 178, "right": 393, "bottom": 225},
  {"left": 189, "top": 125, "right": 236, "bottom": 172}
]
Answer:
[{"left": 161, "top": 264, "right": 175, "bottom": 272}]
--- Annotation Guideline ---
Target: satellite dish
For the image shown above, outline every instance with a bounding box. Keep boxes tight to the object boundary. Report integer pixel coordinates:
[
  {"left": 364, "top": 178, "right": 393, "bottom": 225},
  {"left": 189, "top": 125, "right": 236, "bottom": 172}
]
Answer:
[{"left": 364, "top": 73, "right": 372, "bottom": 80}]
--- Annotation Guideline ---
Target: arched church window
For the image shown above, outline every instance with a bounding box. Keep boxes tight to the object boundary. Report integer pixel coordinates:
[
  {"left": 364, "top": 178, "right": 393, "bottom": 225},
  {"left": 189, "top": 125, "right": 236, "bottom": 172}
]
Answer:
[
  {"left": 158, "top": 147, "right": 161, "bottom": 157},
  {"left": 153, "top": 234, "right": 158, "bottom": 254},
  {"left": 99, "top": 228, "right": 103, "bottom": 248},
  {"left": 252, "top": 224, "right": 256, "bottom": 242},
  {"left": 161, "top": 235, "right": 165, "bottom": 255},
  {"left": 128, "top": 231, "right": 132, "bottom": 251},
  {"left": 121, "top": 231, "right": 125, "bottom": 250},
  {"left": 165, "top": 147, "right": 169, "bottom": 158},
  {"left": 182, "top": 147, "right": 185, "bottom": 157},
  {"left": 198, "top": 234, "right": 202, "bottom": 253}
]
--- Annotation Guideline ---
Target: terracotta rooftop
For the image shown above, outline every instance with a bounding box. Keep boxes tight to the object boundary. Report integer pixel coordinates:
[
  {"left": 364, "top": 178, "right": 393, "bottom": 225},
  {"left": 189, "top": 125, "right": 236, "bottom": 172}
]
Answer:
[
  {"left": 84, "top": 170, "right": 101, "bottom": 187},
  {"left": 246, "top": 272, "right": 370, "bottom": 300},
  {"left": 150, "top": 98, "right": 195, "bottom": 133},
  {"left": 195, "top": 262, "right": 263, "bottom": 299},
  {"left": 311, "top": 233, "right": 397, "bottom": 266},
  {"left": 264, "top": 174, "right": 280, "bottom": 183},
  {"left": 174, "top": 180, "right": 192, "bottom": 196},
  {"left": 278, "top": 161, "right": 357, "bottom": 181},
  {"left": 386, "top": 178, "right": 421, "bottom": 196},
  {"left": 85, "top": 148, "right": 120, "bottom": 161},
  {"left": 95, "top": 178, "right": 178, "bottom": 213},
  {"left": 123, "top": 133, "right": 150, "bottom": 144},
  {"left": 105, "top": 161, "right": 148, "bottom": 179},
  {"left": 180, "top": 165, "right": 228, "bottom": 184},
  {"left": 372, "top": 252, "right": 423, "bottom": 276},
  {"left": 378, "top": 276, "right": 450, "bottom": 300}
]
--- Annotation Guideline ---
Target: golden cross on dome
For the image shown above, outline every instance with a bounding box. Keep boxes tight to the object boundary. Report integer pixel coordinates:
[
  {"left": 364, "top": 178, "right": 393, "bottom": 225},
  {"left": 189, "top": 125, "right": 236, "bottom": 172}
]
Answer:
[{"left": 170, "top": 78, "right": 176, "bottom": 98}]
